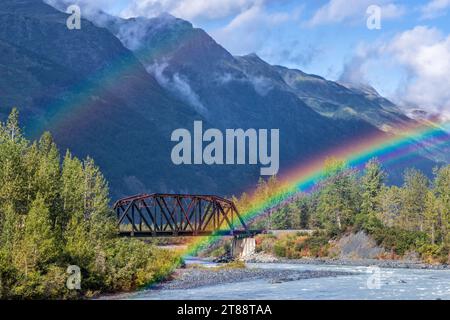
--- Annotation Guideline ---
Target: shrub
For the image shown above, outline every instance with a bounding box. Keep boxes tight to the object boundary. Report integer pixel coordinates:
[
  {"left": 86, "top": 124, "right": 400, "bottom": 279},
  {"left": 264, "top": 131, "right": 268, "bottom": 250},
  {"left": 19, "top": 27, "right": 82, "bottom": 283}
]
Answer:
[{"left": 371, "top": 226, "right": 429, "bottom": 256}]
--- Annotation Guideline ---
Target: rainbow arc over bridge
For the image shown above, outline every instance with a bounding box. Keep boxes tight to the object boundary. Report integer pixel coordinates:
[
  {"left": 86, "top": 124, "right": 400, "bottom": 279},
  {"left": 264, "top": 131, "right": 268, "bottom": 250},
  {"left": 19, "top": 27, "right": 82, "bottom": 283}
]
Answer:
[{"left": 182, "top": 119, "right": 450, "bottom": 256}]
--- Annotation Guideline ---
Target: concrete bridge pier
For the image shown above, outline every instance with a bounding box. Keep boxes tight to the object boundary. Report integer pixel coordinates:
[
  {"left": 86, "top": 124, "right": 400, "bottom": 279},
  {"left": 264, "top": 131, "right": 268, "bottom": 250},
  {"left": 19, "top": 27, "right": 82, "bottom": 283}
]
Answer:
[{"left": 231, "top": 237, "right": 256, "bottom": 259}]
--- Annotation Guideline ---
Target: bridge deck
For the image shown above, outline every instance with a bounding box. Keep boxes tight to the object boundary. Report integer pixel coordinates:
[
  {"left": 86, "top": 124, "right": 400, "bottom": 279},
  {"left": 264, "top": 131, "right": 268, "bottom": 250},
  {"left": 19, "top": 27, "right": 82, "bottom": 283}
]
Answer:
[{"left": 118, "top": 230, "right": 263, "bottom": 237}]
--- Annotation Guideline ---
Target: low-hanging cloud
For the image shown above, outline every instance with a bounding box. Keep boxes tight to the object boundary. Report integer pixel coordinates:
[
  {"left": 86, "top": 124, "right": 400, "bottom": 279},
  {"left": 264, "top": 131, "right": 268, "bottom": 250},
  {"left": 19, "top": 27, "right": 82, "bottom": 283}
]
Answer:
[
  {"left": 147, "top": 62, "right": 207, "bottom": 114},
  {"left": 213, "top": 71, "right": 274, "bottom": 96}
]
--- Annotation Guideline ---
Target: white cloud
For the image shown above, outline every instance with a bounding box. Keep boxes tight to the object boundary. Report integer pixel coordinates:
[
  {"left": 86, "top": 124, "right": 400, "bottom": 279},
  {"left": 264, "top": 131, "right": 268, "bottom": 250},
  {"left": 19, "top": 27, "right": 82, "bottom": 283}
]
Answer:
[
  {"left": 386, "top": 26, "right": 450, "bottom": 118},
  {"left": 420, "top": 0, "right": 450, "bottom": 19},
  {"left": 342, "top": 26, "right": 450, "bottom": 120},
  {"left": 121, "top": 0, "right": 265, "bottom": 21},
  {"left": 308, "top": 0, "right": 404, "bottom": 26},
  {"left": 340, "top": 43, "right": 380, "bottom": 85},
  {"left": 147, "top": 62, "right": 207, "bottom": 114},
  {"left": 212, "top": 3, "right": 299, "bottom": 55}
]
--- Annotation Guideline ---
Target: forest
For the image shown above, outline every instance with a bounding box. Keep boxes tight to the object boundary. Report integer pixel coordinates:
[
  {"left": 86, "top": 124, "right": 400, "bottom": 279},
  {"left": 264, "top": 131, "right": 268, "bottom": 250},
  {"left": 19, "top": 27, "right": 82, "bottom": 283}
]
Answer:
[
  {"left": 0, "top": 109, "right": 180, "bottom": 299},
  {"left": 234, "top": 157, "right": 450, "bottom": 263}
]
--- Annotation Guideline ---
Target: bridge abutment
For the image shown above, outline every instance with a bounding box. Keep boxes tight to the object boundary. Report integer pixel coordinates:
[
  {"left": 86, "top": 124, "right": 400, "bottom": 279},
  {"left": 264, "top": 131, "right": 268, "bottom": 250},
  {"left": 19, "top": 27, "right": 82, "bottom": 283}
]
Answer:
[{"left": 231, "top": 237, "right": 256, "bottom": 259}]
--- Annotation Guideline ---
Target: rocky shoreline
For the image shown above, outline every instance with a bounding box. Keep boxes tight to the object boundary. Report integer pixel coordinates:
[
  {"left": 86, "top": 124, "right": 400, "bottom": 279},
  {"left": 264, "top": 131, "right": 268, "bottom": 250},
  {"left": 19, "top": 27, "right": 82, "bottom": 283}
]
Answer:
[{"left": 151, "top": 268, "right": 356, "bottom": 291}]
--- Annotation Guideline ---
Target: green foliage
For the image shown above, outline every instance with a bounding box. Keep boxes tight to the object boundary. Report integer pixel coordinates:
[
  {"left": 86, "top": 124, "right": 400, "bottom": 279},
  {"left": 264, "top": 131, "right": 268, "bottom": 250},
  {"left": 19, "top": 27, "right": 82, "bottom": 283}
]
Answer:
[
  {"left": 316, "top": 159, "right": 360, "bottom": 233},
  {"left": 0, "top": 109, "right": 180, "bottom": 299},
  {"left": 20, "top": 196, "right": 60, "bottom": 272},
  {"left": 270, "top": 202, "right": 299, "bottom": 229},
  {"left": 102, "top": 239, "right": 181, "bottom": 291},
  {"left": 356, "top": 159, "right": 386, "bottom": 232},
  {"left": 401, "top": 169, "right": 429, "bottom": 231},
  {"left": 250, "top": 155, "right": 450, "bottom": 263},
  {"left": 371, "top": 226, "right": 429, "bottom": 256}
]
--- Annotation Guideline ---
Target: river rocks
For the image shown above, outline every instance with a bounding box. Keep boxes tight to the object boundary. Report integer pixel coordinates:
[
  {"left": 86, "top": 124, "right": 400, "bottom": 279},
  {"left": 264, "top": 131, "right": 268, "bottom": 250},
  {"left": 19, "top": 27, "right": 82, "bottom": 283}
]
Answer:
[
  {"left": 242, "top": 252, "right": 279, "bottom": 263},
  {"left": 151, "top": 268, "right": 356, "bottom": 290},
  {"left": 213, "top": 253, "right": 234, "bottom": 263},
  {"left": 263, "top": 257, "right": 450, "bottom": 270}
]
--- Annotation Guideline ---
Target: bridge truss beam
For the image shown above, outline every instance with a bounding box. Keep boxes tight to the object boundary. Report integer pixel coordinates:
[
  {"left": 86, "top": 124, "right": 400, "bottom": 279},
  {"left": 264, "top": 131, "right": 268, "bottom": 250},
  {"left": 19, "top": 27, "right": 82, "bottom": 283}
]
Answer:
[{"left": 113, "top": 194, "right": 250, "bottom": 237}]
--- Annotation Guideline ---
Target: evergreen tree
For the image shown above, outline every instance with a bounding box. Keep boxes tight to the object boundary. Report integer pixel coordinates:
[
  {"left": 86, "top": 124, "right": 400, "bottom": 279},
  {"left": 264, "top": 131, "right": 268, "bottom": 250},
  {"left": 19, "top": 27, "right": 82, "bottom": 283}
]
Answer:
[
  {"left": 82, "top": 157, "right": 115, "bottom": 241},
  {"left": 424, "top": 190, "right": 438, "bottom": 244},
  {"left": 316, "top": 158, "right": 360, "bottom": 233},
  {"left": 61, "top": 151, "right": 85, "bottom": 225},
  {"left": 434, "top": 166, "right": 450, "bottom": 244},
  {"left": 357, "top": 158, "right": 386, "bottom": 231},
  {"left": 378, "top": 186, "right": 403, "bottom": 227},
  {"left": 361, "top": 158, "right": 386, "bottom": 215},
  {"left": 35, "top": 132, "right": 62, "bottom": 229},
  {"left": 0, "top": 108, "right": 29, "bottom": 213},
  {"left": 20, "top": 196, "right": 59, "bottom": 274},
  {"left": 0, "top": 204, "right": 21, "bottom": 261},
  {"left": 402, "top": 169, "right": 429, "bottom": 231}
]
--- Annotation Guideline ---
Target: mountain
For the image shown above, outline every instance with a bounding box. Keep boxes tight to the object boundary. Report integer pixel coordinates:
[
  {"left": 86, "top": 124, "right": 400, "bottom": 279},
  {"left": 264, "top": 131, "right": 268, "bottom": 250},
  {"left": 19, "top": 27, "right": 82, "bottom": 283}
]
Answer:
[
  {"left": 0, "top": 0, "right": 207, "bottom": 199},
  {"left": 89, "top": 11, "right": 448, "bottom": 174},
  {"left": 0, "top": 0, "right": 447, "bottom": 200},
  {"left": 275, "top": 66, "right": 411, "bottom": 129}
]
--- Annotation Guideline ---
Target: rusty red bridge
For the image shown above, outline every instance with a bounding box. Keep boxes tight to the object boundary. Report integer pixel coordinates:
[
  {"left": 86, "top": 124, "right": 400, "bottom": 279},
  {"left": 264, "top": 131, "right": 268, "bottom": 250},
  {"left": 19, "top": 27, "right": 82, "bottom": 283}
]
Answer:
[{"left": 114, "top": 194, "right": 260, "bottom": 237}]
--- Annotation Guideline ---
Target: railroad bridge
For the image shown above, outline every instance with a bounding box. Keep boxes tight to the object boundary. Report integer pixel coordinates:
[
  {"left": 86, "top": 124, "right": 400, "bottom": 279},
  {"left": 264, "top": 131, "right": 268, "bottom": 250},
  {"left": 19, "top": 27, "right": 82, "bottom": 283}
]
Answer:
[{"left": 113, "top": 193, "right": 260, "bottom": 238}]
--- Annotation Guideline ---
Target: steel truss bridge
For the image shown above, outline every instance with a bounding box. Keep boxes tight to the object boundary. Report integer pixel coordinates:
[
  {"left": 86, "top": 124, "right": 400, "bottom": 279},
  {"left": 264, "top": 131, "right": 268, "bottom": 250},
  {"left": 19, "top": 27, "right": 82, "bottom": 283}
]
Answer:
[{"left": 114, "top": 194, "right": 259, "bottom": 237}]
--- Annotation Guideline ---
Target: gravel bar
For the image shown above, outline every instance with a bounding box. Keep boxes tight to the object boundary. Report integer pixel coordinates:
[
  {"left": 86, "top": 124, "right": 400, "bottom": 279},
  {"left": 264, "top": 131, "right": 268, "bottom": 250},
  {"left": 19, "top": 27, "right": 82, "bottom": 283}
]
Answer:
[{"left": 151, "top": 268, "right": 356, "bottom": 290}]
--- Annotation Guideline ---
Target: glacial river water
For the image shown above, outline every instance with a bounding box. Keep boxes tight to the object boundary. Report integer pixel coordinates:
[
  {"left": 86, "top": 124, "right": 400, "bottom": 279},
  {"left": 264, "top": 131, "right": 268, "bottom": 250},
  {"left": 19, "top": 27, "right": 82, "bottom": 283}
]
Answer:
[{"left": 116, "top": 260, "right": 450, "bottom": 300}]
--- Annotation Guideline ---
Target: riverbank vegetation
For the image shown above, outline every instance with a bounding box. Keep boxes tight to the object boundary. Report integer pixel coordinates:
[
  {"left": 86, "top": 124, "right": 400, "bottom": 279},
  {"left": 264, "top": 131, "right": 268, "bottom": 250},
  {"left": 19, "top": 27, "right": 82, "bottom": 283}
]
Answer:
[
  {"left": 235, "top": 158, "right": 450, "bottom": 264},
  {"left": 0, "top": 109, "right": 180, "bottom": 299}
]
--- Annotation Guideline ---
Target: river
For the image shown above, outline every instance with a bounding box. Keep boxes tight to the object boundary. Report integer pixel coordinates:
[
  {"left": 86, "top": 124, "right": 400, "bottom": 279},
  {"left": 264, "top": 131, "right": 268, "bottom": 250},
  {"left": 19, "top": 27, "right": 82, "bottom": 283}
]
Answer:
[{"left": 111, "top": 259, "right": 450, "bottom": 300}]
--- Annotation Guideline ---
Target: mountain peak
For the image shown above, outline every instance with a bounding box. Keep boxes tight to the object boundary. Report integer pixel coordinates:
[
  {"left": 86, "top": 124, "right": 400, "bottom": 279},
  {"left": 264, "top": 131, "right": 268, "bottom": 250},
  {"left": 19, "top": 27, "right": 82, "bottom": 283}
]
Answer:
[{"left": 243, "top": 53, "right": 263, "bottom": 61}]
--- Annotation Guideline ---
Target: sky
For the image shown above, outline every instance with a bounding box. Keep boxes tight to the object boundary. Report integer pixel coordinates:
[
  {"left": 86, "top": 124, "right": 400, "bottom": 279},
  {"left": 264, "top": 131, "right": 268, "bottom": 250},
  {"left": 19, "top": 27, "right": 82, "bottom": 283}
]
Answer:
[{"left": 48, "top": 0, "right": 450, "bottom": 119}]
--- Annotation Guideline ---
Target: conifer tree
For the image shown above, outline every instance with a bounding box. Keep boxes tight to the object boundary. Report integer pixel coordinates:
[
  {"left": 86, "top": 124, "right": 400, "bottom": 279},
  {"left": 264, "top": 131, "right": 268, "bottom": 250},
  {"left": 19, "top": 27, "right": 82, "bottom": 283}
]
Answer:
[
  {"left": 357, "top": 158, "right": 386, "bottom": 231},
  {"left": 35, "top": 132, "right": 62, "bottom": 228},
  {"left": 0, "top": 108, "right": 28, "bottom": 213},
  {"left": 434, "top": 166, "right": 450, "bottom": 244},
  {"left": 424, "top": 190, "right": 438, "bottom": 244},
  {"left": 20, "top": 196, "right": 59, "bottom": 274},
  {"left": 361, "top": 158, "right": 386, "bottom": 215},
  {"left": 402, "top": 169, "right": 429, "bottom": 231},
  {"left": 317, "top": 158, "right": 359, "bottom": 233},
  {"left": 378, "top": 186, "right": 403, "bottom": 227}
]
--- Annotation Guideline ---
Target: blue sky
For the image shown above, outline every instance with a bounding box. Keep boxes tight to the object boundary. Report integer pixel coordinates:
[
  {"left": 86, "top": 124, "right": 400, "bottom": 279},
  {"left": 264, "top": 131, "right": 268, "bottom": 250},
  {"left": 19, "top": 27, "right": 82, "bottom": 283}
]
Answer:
[{"left": 51, "top": 0, "right": 450, "bottom": 118}]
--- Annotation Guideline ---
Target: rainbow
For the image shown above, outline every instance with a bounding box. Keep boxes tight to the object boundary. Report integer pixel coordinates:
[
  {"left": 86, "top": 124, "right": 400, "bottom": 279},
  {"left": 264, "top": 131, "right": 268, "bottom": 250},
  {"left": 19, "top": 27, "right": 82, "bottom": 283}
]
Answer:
[
  {"left": 181, "top": 119, "right": 450, "bottom": 257},
  {"left": 27, "top": 28, "right": 202, "bottom": 138},
  {"left": 21, "top": 15, "right": 449, "bottom": 264}
]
